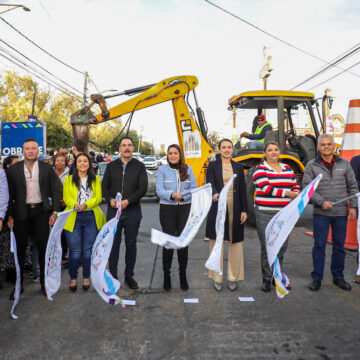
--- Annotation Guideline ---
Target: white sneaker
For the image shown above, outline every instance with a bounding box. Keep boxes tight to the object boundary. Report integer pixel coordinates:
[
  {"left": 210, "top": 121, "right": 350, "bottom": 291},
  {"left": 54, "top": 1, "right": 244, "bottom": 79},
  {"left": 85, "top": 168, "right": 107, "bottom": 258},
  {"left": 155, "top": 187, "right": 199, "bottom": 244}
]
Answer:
[
  {"left": 228, "top": 281, "right": 238, "bottom": 291},
  {"left": 213, "top": 281, "right": 223, "bottom": 291}
]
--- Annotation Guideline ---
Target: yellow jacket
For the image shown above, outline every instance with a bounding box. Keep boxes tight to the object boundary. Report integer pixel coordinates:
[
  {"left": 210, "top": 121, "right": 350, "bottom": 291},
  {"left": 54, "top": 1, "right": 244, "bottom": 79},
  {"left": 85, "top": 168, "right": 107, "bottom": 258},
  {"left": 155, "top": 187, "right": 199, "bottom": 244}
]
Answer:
[{"left": 63, "top": 175, "right": 106, "bottom": 232}]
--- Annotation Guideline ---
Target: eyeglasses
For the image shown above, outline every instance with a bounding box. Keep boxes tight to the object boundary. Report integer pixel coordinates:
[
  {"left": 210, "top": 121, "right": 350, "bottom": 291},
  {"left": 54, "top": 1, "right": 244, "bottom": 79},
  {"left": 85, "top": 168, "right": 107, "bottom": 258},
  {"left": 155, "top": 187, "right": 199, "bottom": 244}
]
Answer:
[{"left": 257, "top": 118, "right": 265, "bottom": 122}]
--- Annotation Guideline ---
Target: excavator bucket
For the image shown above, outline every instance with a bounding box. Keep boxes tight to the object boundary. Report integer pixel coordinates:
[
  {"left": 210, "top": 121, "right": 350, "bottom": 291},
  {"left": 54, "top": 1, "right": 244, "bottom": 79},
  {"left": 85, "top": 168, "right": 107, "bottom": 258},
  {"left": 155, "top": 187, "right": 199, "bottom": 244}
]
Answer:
[{"left": 70, "top": 107, "right": 97, "bottom": 146}]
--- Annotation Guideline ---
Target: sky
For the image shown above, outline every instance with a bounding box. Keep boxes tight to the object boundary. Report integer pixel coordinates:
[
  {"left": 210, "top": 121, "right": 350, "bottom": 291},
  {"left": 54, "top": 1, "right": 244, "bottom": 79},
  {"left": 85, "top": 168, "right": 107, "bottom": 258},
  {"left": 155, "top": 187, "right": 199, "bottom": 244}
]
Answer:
[{"left": 1, "top": 0, "right": 360, "bottom": 149}]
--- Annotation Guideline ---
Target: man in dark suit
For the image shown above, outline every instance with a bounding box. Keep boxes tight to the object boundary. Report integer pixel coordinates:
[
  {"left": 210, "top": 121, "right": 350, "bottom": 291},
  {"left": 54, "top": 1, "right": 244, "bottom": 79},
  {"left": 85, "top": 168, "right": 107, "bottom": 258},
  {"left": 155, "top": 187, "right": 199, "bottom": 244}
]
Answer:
[
  {"left": 102, "top": 137, "right": 147, "bottom": 289},
  {"left": 7, "top": 138, "right": 61, "bottom": 298}
]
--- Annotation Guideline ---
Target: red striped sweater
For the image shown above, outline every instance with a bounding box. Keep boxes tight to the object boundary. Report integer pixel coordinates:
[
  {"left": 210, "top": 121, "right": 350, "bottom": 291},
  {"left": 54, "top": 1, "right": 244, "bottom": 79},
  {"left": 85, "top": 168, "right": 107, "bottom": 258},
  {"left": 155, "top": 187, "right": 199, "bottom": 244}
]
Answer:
[{"left": 253, "top": 161, "right": 300, "bottom": 211}]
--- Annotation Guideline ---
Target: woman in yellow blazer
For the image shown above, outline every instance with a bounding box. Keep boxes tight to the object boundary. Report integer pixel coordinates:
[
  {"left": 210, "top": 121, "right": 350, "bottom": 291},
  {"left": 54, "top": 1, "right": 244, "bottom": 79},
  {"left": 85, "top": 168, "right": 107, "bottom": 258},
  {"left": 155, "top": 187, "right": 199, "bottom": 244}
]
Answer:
[{"left": 63, "top": 153, "right": 106, "bottom": 292}]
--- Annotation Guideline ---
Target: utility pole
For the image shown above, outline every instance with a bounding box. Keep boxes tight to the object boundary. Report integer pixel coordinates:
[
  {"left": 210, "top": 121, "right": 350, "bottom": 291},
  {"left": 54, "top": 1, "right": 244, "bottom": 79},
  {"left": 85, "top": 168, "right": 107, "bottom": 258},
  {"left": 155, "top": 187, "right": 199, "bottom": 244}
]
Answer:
[
  {"left": 137, "top": 134, "right": 142, "bottom": 153},
  {"left": 83, "top": 71, "right": 88, "bottom": 107},
  {"left": 322, "top": 88, "right": 331, "bottom": 133},
  {"left": 31, "top": 85, "right": 37, "bottom": 116},
  {"left": 259, "top": 46, "right": 273, "bottom": 116}
]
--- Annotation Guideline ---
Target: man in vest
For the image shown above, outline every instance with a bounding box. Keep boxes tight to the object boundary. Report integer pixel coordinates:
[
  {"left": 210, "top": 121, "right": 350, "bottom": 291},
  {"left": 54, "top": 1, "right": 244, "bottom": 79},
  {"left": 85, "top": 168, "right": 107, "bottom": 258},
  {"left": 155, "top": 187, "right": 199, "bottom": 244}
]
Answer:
[{"left": 240, "top": 114, "right": 272, "bottom": 150}]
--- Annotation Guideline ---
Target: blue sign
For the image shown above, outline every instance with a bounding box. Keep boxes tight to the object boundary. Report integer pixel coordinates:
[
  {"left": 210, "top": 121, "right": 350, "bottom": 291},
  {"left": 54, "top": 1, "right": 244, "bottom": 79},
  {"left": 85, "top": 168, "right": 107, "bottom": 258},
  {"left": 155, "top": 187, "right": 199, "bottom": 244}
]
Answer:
[
  {"left": 1, "top": 121, "right": 46, "bottom": 156},
  {"left": 27, "top": 115, "right": 38, "bottom": 122}
]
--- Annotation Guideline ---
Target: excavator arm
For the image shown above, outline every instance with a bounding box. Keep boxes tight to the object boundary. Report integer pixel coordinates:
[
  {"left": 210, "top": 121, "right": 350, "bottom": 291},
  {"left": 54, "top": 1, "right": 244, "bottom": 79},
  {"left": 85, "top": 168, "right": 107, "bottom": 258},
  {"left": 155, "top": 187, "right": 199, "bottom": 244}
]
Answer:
[{"left": 70, "top": 75, "right": 213, "bottom": 185}]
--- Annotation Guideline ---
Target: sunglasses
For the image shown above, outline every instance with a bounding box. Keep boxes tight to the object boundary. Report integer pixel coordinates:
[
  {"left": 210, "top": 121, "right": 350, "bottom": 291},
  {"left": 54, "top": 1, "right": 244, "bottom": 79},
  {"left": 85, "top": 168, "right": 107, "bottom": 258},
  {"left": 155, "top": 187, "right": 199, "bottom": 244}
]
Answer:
[{"left": 257, "top": 118, "right": 265, "bottom": 122}]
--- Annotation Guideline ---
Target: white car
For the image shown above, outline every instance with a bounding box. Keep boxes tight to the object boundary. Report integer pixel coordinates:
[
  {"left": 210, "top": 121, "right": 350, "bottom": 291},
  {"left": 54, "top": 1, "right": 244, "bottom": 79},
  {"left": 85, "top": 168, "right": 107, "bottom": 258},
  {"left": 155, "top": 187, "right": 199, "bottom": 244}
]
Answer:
[
  {"left": 157, "top": 156, "right": 167, "bottom": 166},
  {"left": 143, "top": 156, "right": 158, "bottom": 170}
]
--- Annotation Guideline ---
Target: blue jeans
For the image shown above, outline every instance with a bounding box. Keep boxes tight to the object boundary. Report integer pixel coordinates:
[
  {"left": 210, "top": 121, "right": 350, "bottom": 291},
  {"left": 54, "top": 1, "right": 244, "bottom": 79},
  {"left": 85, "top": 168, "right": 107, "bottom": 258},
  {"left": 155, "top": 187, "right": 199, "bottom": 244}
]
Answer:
[
  {"left": 312, "top": 215, "right": 348, "bottom": 281},
  {"left": 108, "top": 208, "right": 142, "bottom": 277},
  {"left": 65, "top": 210, "right": 98, "bottom": 280},
  {"left": 245, "top": 141, "right": 264, "bottom": 150}
]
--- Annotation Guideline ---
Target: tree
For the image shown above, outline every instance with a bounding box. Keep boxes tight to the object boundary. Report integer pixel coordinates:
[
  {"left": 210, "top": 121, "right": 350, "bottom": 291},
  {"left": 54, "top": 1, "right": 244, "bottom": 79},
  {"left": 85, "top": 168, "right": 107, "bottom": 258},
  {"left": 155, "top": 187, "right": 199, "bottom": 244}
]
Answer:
[
  {"left": 0, "top": 71, "right": 149, "bottom": 153},
  {"left": 0, "top": 70, "right": 80, "bottom": 150}
]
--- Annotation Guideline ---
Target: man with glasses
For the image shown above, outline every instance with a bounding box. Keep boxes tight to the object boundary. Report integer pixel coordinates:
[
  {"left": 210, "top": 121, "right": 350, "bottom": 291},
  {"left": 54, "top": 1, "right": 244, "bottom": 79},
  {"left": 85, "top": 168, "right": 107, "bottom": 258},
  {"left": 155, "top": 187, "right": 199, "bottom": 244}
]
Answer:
[
  {"left": 303, "top": 134, "right": 357, "bottom": 292},
  {"left": 240, "top": 114, "right": 272, "bottom": 150}
]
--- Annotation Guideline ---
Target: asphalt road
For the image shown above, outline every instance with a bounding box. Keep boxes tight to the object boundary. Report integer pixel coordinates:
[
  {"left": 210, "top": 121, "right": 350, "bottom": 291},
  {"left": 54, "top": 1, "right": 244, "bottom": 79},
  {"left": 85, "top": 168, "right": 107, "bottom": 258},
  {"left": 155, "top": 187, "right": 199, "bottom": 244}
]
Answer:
[{"left": 1, "top": 200, "right": 359, "bottom": 360}]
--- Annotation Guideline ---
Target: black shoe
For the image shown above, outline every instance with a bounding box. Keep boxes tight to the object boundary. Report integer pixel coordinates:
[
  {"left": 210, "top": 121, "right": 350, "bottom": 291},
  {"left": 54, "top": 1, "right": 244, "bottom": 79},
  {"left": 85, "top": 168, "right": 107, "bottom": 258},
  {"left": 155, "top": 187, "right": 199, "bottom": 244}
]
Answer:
[
  {"left": 308, "top": 279, "right": 321, "bottom": 291},
  {"left": 333, "top": 278, "right": 351, "bottom": 291},
  {"left": 125, "top": 276, "right": 138, "bottom": 289},
  {"left": 83, "top": 279, "right": 90, "bottom": 291},
  {"left": 261, "top": 279, "right": 271, "bottom": 292},
  {"left": 69, "top": 280, "right": 77, "bottom": 292},
  {"left": 163, "top": 271, "right": 171, "bottom": 291},
  {"left": 110, "top": 272, "right": 118, "bottom": 280},
  {"left": 179, "top": 271, "right": 189, "bottom": 291}
]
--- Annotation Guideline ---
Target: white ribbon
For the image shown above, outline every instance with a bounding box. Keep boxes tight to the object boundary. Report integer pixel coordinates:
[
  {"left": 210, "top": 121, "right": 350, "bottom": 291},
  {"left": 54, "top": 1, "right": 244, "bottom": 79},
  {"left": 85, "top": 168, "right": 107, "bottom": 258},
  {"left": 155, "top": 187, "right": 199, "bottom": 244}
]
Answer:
[
  {"left": 10, "top": 229, "right": 21, "bottom": 319},
  {"left": 205, "top": 174, "right": 237, "bottom": 275},
  {"left": 45, "top": 209, "right": 74, "bottom": 301},
  {"left": 151, "top": 184, "right": 212, "bottom": 249}
]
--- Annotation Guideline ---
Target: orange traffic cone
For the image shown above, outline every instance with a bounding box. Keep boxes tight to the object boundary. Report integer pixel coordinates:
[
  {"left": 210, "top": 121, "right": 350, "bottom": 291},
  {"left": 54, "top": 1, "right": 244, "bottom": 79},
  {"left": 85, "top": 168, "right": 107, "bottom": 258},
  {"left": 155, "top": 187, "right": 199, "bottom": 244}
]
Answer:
[{"left": 328, "top": 100, "right": 360, "bottom": 250}]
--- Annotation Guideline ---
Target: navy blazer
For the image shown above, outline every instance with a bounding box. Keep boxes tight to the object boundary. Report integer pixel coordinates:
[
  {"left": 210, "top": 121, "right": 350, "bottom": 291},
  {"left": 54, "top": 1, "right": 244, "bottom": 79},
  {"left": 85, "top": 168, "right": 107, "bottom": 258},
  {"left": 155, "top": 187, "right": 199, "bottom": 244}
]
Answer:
[
  {"left": 205, "top": 159, "right": 248, "bottom": 243},
  {"left": 7, "top": 160, "right": 61, "bottom": 221}
]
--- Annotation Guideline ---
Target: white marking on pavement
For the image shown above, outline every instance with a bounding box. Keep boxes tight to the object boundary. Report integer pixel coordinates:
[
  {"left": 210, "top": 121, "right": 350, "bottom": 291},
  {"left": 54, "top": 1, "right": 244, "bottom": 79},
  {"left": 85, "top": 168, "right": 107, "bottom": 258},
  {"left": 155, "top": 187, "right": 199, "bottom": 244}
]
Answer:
[
  {"left": 184, "top": 298, "right": 199, "bottom": 303},
  {"left": 122, "top": 300, "right": 136, "bottom": 306},
  {"left": 238, "top": 297, "right": 255, "bottom": 302}
]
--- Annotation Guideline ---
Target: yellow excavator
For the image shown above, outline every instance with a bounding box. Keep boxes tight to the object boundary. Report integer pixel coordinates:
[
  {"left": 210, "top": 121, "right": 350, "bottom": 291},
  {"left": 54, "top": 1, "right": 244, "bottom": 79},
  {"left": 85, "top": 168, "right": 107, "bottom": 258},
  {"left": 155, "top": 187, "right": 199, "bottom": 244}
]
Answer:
[{"left": 70, "top": 75, "right": 213, "bottom": 186}]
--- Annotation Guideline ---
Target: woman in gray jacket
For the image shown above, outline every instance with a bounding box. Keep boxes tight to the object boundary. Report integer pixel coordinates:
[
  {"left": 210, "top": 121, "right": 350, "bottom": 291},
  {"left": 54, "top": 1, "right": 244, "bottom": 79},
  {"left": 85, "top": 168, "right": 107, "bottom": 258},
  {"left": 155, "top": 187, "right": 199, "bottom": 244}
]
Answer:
[{"left": 156, "top": 144, "right": 197, "bottom": 291}]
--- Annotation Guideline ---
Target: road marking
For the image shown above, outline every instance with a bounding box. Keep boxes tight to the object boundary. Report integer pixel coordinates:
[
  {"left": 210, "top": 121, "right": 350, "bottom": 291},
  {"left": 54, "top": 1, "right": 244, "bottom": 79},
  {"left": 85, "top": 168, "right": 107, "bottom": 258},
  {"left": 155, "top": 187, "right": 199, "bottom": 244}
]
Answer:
[
  {"left": 238, "top": 297, "right": 255, "bottom": 302},
  {"left": 122, "top": 300, "right": 136, "bottom": 306},
  {"left": 184, "top": 298, "right": 199, "bottom": 303}
]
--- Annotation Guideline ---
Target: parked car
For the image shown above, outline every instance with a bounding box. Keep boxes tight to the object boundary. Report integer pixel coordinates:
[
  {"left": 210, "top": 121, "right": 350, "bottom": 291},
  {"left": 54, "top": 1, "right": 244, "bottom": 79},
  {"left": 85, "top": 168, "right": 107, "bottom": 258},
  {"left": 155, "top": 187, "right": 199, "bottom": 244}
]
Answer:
[
  {"left": 143, "top": 156, "right": 158, "bottom": 170},
  {"left": 157, "top": 156, "right": 167, "bottom": 166},
  {"left": 97, "top": 161, "right": 157, "bottom": 200}
]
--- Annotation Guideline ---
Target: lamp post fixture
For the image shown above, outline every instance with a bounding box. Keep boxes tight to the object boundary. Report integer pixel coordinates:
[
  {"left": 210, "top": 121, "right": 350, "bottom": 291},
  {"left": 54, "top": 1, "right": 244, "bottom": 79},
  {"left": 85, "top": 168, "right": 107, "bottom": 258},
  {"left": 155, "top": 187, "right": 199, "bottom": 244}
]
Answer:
[{"left": 0, "top": 4, "right": 31, "bottom": 15}]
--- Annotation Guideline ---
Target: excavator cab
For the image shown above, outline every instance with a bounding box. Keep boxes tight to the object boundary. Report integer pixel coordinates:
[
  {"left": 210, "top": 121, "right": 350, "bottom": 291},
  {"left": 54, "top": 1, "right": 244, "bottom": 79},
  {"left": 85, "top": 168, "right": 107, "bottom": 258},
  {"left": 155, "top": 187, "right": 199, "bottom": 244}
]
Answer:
[{"left": 228, "top": 90, "right": 328, "bottom": 223}]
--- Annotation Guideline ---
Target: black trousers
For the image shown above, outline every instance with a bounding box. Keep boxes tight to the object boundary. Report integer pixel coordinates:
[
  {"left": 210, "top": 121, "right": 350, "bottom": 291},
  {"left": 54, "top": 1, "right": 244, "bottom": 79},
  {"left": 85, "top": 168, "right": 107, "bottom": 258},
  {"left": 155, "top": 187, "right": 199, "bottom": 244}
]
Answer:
[
  {"left": 159, "top": 204, "right": 191, "bottom": 272},
  {"left": 14, "top": 206, "right": 50, "bottom": 285}
]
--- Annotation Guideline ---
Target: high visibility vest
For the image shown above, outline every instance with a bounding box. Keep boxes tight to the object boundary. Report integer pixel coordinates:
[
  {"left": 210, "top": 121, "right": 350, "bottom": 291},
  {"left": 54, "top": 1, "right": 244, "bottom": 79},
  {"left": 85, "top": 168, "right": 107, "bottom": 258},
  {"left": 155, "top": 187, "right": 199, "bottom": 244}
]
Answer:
[{"left": 254, "top": 122, "right": 270, "bottom": 143}]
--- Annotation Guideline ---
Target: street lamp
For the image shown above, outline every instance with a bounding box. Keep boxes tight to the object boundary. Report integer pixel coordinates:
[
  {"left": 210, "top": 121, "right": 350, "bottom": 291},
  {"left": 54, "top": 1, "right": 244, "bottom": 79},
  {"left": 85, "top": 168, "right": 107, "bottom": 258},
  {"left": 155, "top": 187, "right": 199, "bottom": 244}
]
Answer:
[{"left": 0, "top": 4, "right": 31, "bottom": 15}]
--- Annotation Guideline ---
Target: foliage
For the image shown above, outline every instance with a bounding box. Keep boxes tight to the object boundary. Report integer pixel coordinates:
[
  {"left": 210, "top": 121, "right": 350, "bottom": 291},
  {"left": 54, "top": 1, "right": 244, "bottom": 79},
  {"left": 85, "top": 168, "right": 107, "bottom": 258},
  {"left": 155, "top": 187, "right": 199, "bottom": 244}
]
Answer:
[
  {"left": 0, "top": 71, "right": 152, "bottom": 154},
  {"left": 0, "top": 70, "right": 79, "bottom": 149}
]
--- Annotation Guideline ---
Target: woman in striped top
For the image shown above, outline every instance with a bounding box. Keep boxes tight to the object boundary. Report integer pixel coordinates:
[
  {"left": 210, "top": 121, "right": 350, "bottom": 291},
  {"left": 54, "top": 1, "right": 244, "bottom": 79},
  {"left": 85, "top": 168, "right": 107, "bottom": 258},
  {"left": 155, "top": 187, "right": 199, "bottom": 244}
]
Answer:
[{"left": 252, "top": 141, "right": 300, "bottom": 292}]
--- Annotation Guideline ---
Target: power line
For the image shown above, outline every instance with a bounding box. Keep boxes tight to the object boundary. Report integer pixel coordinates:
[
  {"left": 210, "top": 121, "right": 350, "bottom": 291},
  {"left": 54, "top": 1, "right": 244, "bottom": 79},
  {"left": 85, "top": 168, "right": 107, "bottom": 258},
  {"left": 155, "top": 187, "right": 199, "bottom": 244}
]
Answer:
[
  {"left": 0, "top": 16, "right": 85, "bottom": 75},
  {"left": 0, "top": 38, "right": 83, "bottom": 95},
  {"left": 291, "top": 45, "right": 360, "bottom": 89},
  {"left": 0, "top": 51, "right": 82, "bottom": 100},
  {"left": 0, "top": 46, "right": 82, "bottom": 98},
  {"left": 88, "top": 77, "right": 101, "bottom": 93},
  {"left": 306, "top": 59, "right": 360, "bottom": 91},
  {"left": 204, "top": 0, "right": 360, "bottom": 77}
]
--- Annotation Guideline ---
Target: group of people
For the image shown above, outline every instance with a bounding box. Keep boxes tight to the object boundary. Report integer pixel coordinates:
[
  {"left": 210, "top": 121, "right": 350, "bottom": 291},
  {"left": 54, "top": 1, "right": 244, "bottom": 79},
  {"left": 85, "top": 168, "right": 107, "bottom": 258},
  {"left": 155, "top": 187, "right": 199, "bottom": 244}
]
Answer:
[{"left": 0, "top": 131, "right": 358, "bottom": 301}]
